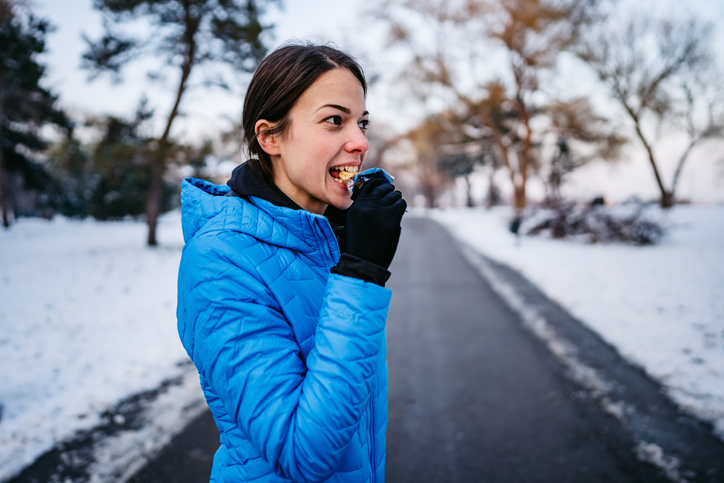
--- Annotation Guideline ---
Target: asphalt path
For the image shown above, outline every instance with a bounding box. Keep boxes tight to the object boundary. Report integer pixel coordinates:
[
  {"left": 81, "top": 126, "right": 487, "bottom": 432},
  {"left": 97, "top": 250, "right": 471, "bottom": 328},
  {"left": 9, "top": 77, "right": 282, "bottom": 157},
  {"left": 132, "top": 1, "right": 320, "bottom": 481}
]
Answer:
[
  {"left": 19, "top": 216, "right": 723, "bottom": 482},
  {"left": 383, "top": 217, "right": 664, "bottom": 482}
]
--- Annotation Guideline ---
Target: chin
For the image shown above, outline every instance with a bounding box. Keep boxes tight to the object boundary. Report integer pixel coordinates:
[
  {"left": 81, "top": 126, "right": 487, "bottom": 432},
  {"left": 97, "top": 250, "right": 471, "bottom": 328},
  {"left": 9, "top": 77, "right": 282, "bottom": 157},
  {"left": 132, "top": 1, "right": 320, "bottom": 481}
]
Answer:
[
  {"left": 324, "top": 181, "right": 353, "bottom": 211},
  {"left": 329, "top": 195, "right": 353, "bottom": 211}
]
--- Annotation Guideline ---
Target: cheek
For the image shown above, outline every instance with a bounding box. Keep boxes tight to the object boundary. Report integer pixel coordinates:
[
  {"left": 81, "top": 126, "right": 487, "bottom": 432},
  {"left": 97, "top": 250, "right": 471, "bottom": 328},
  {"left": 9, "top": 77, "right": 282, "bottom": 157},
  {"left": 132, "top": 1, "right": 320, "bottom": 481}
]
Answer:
[
  {"left": 298, "top": 139, "right": 332, "bottom": 170},
  {"left": 306, "top": 131, "right": 339, "bottom": 157}
]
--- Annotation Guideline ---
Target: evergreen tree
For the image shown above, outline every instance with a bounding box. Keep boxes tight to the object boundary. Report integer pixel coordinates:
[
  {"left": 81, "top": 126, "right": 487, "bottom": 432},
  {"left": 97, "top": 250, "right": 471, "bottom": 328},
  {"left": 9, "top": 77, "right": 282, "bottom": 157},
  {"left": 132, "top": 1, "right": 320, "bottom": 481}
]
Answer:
[
  {"left": 47, "top": 98, "right": 212, "bottom": 220},
  {"left": 85, "top": 100, "right": 160, "bottom": 220},
  {"left": 82, "top": 0, "right": 278, "bottom": 244},
  {"left": 0, "top": 0, "right": 70, "bottom": 227}
]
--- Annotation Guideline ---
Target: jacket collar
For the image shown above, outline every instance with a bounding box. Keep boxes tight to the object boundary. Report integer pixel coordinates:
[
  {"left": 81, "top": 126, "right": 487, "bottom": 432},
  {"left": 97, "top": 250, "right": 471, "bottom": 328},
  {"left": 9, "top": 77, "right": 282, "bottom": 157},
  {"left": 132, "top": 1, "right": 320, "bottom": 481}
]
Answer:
[
  {"left": 226, "top": 161, "right": 348, "bottom": 252},
  {"left": 180, "top": 177, "right": 341, "bottom": 262},
  {"left": 227, "top": 162, "right": 302, "bottom": 211}
]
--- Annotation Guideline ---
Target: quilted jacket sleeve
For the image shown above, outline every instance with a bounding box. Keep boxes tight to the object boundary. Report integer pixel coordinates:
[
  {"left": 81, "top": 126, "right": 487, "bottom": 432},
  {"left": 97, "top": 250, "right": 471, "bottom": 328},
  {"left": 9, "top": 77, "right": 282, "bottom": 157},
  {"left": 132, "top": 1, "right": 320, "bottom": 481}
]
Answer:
[{"left": 178, "top": 233, "right": 390, "bottom": 483}]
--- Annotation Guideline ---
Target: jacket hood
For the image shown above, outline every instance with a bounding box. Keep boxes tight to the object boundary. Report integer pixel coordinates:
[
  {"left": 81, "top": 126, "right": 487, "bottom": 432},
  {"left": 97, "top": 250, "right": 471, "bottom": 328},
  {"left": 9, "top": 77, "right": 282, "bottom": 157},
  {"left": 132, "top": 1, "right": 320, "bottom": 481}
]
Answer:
[{"left": 180, "top": 177, "right": 340, "bottom": 258}]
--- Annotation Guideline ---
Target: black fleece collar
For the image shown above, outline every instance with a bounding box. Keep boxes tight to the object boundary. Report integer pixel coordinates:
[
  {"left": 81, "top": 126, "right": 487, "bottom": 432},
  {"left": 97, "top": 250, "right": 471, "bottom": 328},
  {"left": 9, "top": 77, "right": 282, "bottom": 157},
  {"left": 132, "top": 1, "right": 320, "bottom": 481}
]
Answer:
[
  {"left": 227, "top": 162, "right": 348, "bottom": 251},
  {"left": 227, "top": 162, "right": 302, "bottom": 210}
]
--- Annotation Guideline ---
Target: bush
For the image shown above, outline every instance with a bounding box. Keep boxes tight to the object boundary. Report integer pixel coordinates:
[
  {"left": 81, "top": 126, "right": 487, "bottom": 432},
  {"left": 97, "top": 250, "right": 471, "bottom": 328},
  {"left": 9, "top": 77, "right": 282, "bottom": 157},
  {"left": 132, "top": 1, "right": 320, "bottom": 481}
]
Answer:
[{"left": 515, "top": 200, "right": 665, "bottom": 245}]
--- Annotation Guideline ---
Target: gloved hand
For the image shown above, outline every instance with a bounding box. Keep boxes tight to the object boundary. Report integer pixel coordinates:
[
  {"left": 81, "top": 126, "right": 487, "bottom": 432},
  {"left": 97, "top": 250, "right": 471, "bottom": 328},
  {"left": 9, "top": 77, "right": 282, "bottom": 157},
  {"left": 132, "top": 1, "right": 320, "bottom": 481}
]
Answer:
[{"left": 345, "top": 178, "right": 407, "bottom": 270}]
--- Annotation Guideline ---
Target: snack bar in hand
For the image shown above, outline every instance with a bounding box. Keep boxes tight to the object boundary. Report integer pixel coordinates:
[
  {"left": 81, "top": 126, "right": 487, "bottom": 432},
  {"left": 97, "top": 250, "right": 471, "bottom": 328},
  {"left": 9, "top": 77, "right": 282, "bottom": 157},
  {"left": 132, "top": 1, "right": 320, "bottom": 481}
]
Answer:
[{"left": 349, "top": 167, "right": 395, "bottom": 194}]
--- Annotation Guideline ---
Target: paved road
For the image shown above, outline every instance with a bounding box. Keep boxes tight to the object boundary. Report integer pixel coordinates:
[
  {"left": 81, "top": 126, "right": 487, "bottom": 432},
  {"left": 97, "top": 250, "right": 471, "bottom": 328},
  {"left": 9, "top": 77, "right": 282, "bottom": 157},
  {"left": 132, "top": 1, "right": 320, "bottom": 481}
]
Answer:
[
  {"left": 127, "top": 218, "right": 724, "bottom": 482},
  {"left": 383, "top": 217, "right": 661, "bottom": 482}
]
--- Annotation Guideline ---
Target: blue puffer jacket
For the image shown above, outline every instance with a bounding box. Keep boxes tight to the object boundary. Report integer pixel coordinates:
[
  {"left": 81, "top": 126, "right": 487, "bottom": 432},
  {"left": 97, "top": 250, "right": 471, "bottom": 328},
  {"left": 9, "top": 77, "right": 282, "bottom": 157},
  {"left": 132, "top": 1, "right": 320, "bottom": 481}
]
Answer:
[{"left": 177, "top": 178, "right": 389, "bottom": 483}]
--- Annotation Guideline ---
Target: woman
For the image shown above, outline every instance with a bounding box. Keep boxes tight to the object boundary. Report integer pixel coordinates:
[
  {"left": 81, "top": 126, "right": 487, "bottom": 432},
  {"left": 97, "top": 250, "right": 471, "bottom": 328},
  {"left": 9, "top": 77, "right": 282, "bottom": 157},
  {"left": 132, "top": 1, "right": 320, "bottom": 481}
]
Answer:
[{"left": 177, "top": 43, "right": 406, "bottom": 483}]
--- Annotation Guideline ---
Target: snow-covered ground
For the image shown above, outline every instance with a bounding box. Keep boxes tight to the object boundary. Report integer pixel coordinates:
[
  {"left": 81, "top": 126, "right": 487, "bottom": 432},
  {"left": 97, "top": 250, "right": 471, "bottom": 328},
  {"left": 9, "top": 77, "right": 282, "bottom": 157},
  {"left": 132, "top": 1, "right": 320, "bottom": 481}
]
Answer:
[
  {"left": 2, "top": 205, "right": 723, "bottom": 481},
  {"left": 0, "top": 214, "right": 205, "bottom": 482},
  {"left": 430, "top": 204, "right": 724, "bottom": 440}
]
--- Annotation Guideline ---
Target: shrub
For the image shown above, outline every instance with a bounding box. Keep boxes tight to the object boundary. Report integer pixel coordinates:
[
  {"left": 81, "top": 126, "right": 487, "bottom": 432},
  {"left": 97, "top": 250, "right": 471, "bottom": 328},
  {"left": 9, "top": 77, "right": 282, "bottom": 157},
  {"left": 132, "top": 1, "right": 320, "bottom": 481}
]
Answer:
[{"left": 515, "top": 200, "right": 665, "bottom": 245}]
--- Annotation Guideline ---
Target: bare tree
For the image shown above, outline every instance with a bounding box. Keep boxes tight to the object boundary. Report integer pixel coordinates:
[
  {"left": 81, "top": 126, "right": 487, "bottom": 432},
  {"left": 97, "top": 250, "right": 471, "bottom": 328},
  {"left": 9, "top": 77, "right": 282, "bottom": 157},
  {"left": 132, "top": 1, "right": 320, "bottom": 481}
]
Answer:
[
  {"left": 364, "top": 122, "right": 399, "bottom": 173},
  {"left": 372, "top": 0, "right": 607, "bottom": 210},
  {"left": 577, "top": 13, "right": 723, "bottom": 208},
  {"left": 670, "top": 72, "right": 724, "bottom": 199},
  {"left": 399, "top": 113, "right": 453, "bottom": 208},
  {"left": 83, "top": 0, "right": 277, "bottom": 244},
  {"left": 437, "top": 151, "right": 488, "bottom": 207},
  {"left": 543, "top": 97, "right": 626, "bottom": 201}
]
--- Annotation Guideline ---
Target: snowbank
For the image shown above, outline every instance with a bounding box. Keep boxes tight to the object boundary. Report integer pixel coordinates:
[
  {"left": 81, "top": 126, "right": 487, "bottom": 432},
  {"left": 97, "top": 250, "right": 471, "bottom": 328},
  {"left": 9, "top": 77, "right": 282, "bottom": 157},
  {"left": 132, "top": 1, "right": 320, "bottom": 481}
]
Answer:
[
  {"left": 430, "top": 205, "right": 724, "bottom": 440},
  {"left": 0, "top": 214, "right": 204, "bottom": 481}
]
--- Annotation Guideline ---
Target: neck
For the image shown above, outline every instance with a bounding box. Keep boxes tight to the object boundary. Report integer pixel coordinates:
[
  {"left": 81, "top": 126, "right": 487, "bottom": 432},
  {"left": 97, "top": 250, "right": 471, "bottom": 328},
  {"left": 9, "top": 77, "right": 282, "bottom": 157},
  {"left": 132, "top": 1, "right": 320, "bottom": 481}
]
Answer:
[{"left": 273, "top": 176, "right": 327, "bottom": 214}]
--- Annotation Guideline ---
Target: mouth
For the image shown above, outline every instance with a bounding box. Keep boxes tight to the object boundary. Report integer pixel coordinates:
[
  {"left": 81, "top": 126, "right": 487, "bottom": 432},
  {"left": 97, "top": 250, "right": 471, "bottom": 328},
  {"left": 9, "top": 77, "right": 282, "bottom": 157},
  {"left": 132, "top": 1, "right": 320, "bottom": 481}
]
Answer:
[{"left": 329, "top": 165, "right": 359, "bottom": 186}]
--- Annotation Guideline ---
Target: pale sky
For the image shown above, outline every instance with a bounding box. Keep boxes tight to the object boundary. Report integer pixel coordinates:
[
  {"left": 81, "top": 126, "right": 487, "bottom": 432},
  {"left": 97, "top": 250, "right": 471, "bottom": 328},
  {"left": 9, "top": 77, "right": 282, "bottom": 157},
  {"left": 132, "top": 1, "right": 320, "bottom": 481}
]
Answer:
[{"left": 32, "top": 0, "right": 724, "bottom": 204}]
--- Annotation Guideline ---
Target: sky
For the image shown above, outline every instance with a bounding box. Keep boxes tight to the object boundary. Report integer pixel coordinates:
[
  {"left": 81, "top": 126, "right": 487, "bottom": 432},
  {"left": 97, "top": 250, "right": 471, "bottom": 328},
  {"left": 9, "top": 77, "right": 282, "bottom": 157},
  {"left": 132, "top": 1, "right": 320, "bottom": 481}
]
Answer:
[{"left": 30, "top": 0, "right": 724, "bottom": 204}]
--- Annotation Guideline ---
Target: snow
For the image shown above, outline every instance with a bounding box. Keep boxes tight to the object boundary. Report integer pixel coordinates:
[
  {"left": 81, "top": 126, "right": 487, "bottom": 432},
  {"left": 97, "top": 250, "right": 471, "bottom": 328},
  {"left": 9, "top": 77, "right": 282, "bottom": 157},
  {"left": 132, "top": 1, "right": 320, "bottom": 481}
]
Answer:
[
  {"left": 430, "top": 204, "right": 724, "bottom": 440},
  {"left": 1, "top": 204, "right": 723, "bottom": 480},
  {"left": 635, "top": 441, "right": 687, "bottom": 483},
  {"left": 0, "top": 213, "right": 205, "bottom": 481}
]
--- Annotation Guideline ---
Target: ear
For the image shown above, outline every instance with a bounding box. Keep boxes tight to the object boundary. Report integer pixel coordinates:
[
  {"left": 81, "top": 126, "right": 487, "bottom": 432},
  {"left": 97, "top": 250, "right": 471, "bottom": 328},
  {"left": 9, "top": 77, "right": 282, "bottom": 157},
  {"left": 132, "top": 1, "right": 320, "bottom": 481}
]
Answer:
[{"left": 255, "top": 120, "right": 281, "bottom": 156}]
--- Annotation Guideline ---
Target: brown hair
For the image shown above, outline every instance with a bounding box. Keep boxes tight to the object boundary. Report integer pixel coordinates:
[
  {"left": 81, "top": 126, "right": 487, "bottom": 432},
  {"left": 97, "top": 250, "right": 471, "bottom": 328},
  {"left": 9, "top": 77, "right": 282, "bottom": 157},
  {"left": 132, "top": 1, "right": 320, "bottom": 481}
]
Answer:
[{"left": 242, "top": 43, "right": 367, "bottom": 180}]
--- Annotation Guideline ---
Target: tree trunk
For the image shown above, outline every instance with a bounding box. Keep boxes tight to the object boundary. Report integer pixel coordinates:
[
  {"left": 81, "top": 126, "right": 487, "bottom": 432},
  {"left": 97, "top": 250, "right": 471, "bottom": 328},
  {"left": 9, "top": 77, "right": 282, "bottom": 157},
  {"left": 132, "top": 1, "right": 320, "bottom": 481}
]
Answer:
[
  {"left": 421, "top": 179, "right": 438, "bottom": 208},
  {"left": 464, "top": 175, "right": 474, "bottom": 207},
  {"left": 517, "top": 96, "right": 532, "bottom": 212},
  {"left": 146, "top": 164, "right": 164, "bottom": 246},
  {"left": 485, "top": 168, "right": 498, "bottom": 209},
  {"left": 670, "top": 136, "right": 700, "bottom": 203},
  {"left": 144, "top": 15, "right": 197, "bottom": 246},
  {"left": 0, "top": 161, "right": 8, "bottom": 228},
  {"left": 0, "top": 90, "right": 8, "bottom": 228},
  {"left": 513, "top": 183, "right": 526, "bottom": 212},
  {"left": 661, "top": 190, "right": 674, "bottom": 209},
  {"left": 497, "top": 144, "right": 526, "bottom": 212},
  {"left": 631, "top": 116, "right": 671, "bottom": 209}
]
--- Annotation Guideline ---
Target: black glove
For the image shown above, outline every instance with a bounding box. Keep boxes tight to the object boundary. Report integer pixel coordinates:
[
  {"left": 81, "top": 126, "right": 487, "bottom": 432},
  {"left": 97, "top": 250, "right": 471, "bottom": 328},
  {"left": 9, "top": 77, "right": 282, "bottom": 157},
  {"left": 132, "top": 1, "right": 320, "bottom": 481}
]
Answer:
[{"left": 345, "top": 178, "right": 407, "bottom": 270}]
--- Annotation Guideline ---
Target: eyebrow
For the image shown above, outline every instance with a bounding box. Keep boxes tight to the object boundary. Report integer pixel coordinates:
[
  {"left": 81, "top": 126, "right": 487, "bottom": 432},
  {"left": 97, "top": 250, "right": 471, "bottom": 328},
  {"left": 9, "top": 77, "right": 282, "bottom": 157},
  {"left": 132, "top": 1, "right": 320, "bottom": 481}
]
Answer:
[{"left": 318, "top": 104, "right": 369, "bottom": 116}]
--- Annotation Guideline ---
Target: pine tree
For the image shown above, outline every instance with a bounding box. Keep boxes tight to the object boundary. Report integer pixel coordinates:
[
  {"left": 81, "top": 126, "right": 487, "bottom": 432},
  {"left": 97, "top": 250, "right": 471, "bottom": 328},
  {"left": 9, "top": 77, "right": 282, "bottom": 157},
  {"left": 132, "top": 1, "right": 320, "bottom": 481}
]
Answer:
[
  {"left": 82, "top": 0, "right": 278, "bottom": 245},
  {"left": 0, "top": 0, "right": 70, "bottom": 227}
]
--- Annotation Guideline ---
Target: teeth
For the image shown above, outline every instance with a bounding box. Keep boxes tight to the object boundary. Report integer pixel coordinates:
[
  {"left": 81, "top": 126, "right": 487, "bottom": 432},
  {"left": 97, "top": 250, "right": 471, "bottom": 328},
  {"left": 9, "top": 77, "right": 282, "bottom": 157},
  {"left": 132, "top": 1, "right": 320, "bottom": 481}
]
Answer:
[
  {"left": 336, "top": 165, "right": 359, "bottom": 173},
  {"left": 330, "top": 165, "right": 359, "bottom": 184}
]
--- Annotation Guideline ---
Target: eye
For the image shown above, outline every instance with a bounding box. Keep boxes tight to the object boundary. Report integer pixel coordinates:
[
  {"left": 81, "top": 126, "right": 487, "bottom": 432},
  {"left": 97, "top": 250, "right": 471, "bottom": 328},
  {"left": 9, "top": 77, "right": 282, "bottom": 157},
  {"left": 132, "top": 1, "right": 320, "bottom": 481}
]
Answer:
[
  {"left": 325, "top": 115, "right": 343, "bottom": 126},
  {"left": 358, "top": 119, "right": 369, "bottom": 131}
]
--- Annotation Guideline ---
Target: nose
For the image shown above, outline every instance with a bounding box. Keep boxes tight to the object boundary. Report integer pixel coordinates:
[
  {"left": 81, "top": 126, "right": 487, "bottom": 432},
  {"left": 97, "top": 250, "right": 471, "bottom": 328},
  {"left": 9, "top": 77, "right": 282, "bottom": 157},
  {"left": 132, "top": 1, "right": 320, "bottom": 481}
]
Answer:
[{"left": 345, "top": 127, "right": 369, "bottom": 155}]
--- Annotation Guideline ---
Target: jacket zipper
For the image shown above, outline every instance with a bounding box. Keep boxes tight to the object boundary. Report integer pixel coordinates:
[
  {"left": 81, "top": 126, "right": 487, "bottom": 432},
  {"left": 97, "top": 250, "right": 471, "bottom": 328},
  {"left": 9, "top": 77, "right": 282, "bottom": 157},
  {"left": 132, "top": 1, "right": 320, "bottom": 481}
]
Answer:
[
  {"left": 368, "top": 397, "right": 375, "bottom": 482},
  {"left": 316, "top": 219, "right": 336, "bottom": 268}
]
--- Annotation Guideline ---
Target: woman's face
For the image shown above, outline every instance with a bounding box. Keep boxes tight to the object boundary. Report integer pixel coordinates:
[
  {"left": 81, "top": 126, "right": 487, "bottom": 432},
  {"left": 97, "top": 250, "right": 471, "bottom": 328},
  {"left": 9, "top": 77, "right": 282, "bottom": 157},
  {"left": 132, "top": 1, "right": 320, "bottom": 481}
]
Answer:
[{"left": 260, "top": 68, "right": 369, "bottom": 214}]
